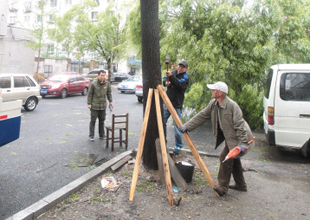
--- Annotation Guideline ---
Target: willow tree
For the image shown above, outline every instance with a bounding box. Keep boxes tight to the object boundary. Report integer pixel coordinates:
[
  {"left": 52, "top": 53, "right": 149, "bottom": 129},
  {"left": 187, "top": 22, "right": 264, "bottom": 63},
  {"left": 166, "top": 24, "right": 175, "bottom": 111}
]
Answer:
[
  {"left": 52, "top": 0, "right": 126, "bottom": 80},
  {"left": 24, "top": 0, "right": 49, "bottom": 75}
]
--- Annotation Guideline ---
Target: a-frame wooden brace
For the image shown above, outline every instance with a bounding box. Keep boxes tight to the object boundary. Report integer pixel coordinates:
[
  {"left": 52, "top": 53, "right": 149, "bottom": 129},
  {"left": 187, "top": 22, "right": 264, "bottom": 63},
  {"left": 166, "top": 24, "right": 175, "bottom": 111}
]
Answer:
[{"left": 129, "top": 85, "right": 219, "bottom": 206}]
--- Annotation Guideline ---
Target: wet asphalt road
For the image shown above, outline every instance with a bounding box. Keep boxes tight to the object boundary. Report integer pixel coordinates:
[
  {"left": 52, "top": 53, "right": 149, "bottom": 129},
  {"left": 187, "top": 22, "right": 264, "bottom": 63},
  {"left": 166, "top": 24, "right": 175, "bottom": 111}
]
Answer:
[{"left": 1, "top": 84, "right": 310, "bottom": 219}]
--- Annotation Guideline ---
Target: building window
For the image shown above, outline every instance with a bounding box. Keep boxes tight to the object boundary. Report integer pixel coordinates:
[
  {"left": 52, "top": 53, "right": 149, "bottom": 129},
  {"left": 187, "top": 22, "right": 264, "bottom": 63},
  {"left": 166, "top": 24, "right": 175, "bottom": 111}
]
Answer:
[
  {"left": 62, "top": 44, "right": 68, "bottom": 51},
  {"left": 37, "top": 15, "right": 42, "bottom": 22},
  {"left": 9, "top": 2, "right": 18, "bottom": 12},
  {"left": 48, "top": 14, "right": 54, "bottom": 23},
  {"left": 51, "top": 0, "right": 57, "bottom": 7},
  {"left": 24, "top": 2, "right": 32, "bottom": 12},
  {"left": 65, "top": 0, "right": 72, "bottom": 4},
  {"left": 95, "top": 0, "right": 100, "bottom": 6},
  {"left": 24, "top": 16, "right": 30, "bottom": 22},
  {"left": 91, "top": 12, "right": 98, "bottom": 20},
  {"left": 44, "top": 65, "right": 53, "bottom": 74},
  {"left": 9, "top": 16, "right": 16, "bottom": 24},
  {"left": 47, "top": 44, "right": 54, "bottom": 53}
]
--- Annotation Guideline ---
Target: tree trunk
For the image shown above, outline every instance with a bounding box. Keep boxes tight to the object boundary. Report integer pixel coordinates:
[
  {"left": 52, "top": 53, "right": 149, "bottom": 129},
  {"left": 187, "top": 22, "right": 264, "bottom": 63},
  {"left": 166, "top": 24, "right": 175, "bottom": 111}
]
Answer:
[
  {"left": 107, "top": 57, "right": 112, "bottom": 83},
  {"left": 36, "top": 49, "right": 41, "bottom": 83},
  {"left": 140, "top": 0, "right": 162, "bottom": 170}
]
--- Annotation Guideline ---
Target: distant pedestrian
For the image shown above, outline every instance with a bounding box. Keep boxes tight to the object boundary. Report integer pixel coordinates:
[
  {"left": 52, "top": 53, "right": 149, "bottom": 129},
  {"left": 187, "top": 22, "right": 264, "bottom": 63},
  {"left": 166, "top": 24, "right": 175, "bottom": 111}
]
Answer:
[
  {"left": 87, "top": 70, "right": 113, "bottom": 141},
  {"left": 179, "top": 81, "right": 254, "bottom": 196},
  {"left": 163, "top": 60, "right": 189, "bottom": 154}
]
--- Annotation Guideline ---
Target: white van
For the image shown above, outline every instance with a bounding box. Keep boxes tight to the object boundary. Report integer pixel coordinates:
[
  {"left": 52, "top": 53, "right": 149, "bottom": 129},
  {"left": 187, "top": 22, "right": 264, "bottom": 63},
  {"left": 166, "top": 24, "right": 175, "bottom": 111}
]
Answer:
[{"left": 263, "top": 64, "right": 310, "bottom": 156}]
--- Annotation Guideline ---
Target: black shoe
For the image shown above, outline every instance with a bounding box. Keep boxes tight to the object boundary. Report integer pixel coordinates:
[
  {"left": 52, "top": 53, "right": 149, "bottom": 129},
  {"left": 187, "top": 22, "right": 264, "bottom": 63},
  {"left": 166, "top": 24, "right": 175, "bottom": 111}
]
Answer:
[
  {"left": 213, "top": 185, "right": 226, "bottom": 196},
  {"left": 229, "top": 184, "right": 247, "bottom": 192}
]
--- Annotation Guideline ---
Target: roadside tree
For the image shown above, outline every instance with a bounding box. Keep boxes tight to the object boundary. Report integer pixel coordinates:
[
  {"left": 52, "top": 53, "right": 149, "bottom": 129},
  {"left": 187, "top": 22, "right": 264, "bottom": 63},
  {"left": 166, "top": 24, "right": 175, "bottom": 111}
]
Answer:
[
  {"left": 24, "top": 0, "right": 51, "bottom": 75},
  {"left": 140, "top": 0, "right": 162, "bottom": 169},
  {"left": 52, "top": 0, "right": 127, "bottom": 81}
]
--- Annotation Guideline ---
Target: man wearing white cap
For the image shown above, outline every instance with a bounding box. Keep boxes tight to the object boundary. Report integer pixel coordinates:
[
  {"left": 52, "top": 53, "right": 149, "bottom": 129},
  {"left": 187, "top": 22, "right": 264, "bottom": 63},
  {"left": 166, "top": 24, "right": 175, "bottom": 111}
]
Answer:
[{"left": 179, "top": 81, "right": 254, "bottom": 196}]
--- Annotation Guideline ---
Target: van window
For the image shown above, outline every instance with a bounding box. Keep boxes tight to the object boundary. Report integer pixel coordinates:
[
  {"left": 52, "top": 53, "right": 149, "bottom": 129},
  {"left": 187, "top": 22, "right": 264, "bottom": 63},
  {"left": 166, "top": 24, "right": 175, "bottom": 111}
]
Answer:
[
  {"left": 26, "top": 76, "right": 36, "bottom": 87},
  {"left": 0, "top": 76, "right": 11, "bottom": 88},
  {"left": 13, "top": 76, "right": 31, "bottom": 87},
  {"left": 280, "top": 73, "right": 310, "bottom": 101},
  {"left": 264, "top": 68, "right": 273, "bottom": 98}
]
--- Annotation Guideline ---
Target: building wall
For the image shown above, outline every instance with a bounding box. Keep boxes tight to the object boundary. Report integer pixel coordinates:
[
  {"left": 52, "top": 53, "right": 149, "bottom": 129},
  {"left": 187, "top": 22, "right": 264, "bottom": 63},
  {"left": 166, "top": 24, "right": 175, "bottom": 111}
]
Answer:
[
  {"left": 0, "top": 26, "right": 35, "bottom": 74},
  {"left": 34, "top": 57, "right": 71, "bottom": 78}
]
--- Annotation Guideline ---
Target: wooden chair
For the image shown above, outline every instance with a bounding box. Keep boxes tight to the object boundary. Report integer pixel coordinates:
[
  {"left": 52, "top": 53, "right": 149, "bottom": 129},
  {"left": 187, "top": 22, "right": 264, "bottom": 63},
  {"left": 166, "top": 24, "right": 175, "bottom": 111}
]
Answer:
[{"left": 105, "top": 113, "right": 129, "bottom": 151}]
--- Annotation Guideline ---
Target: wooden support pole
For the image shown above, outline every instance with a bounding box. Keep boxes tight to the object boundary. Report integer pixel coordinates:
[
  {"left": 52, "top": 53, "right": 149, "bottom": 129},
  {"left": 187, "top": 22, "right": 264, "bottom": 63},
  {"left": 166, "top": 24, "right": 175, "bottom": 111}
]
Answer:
[
  {"left": 154, "top": 89, "right": 173, "bottom": 206},
  {"left": 157, "top": 85, "right": 219, "bottom": 197},
  {"left": 155, "top": 138, "right": 165, "bottom": 186},
  {"left": 129, "top": 88, "right": 153, "bottom": 201},
  {"left": 155, "top": 138, "right": 188, "bottom": 190}
]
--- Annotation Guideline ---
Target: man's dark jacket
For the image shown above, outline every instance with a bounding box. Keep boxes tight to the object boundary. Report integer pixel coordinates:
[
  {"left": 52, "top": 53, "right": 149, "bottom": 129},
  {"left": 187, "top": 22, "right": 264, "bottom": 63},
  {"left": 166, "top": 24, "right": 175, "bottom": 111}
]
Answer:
[
  {"left": 163, "top": 70, "right": 189, "bottom": 109},
  {"left": 87, "top": 79, "right": 112, "bottom": 110}
]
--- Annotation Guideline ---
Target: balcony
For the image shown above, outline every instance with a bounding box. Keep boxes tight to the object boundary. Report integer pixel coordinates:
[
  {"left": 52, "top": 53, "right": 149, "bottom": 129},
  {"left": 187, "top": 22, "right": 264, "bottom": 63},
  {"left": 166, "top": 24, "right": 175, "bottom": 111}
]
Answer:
[
  {"left": 9, "top": 7, "right": 18, "bottom": 12},
  {"left": 24, "top": 8, "right": 32, "bottom": 13}
]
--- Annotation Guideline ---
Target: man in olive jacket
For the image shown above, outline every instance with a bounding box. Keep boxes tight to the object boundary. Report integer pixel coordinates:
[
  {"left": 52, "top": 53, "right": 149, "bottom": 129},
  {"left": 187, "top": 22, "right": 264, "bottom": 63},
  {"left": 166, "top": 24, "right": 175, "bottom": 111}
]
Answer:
[
  {"left": 179, "top": 81, "right": 254, "bottom": 196},
  {"left": 87, "top": 70, "right": 113, "bottom": 141}
]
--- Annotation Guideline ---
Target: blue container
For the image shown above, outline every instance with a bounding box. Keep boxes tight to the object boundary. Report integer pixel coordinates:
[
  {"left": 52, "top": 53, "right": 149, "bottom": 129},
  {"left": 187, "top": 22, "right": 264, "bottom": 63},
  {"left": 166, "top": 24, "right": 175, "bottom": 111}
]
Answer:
[{"left": 0, "top": 115, "right": 21, "bottom": 146}]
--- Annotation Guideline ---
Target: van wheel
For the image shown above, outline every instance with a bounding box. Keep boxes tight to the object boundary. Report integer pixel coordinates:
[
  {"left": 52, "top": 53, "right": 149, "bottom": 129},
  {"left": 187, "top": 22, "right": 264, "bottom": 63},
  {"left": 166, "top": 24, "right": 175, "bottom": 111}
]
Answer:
[
  {"left": 60, "top": 89, "right": 67, "bottom": 99},
  {"left": 121, "top": 91, "right": 125, "bottom": 93},
  {"left": 24, "top": 97, "right": 37, "bottom": 111},
  {"left": 138, "top": 97, "right": 143, "bottom": 103},
  {"left": 82, "top": 87, "right": 88, "bottom": 96}
]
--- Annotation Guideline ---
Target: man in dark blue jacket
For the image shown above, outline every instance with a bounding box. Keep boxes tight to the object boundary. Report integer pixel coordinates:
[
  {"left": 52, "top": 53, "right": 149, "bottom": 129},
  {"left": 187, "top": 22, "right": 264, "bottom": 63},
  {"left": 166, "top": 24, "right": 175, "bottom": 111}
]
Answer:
[{"left": 163, "top": 60, "right": 189, "bottom": 154}]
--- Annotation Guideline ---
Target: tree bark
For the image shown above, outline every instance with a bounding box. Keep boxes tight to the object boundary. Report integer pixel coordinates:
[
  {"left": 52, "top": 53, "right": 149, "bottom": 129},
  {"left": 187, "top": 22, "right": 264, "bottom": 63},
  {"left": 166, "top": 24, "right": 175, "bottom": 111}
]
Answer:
[{"left": 140, "top": 0, "right": 162, "bottom": 170}]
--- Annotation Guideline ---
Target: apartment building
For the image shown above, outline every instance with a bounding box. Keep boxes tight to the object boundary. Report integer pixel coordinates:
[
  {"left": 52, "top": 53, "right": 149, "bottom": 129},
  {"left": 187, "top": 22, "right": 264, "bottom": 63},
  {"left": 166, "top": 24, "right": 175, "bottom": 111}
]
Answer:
[{"left": 5, "top": 0, "right": 140, "bottom": 74}]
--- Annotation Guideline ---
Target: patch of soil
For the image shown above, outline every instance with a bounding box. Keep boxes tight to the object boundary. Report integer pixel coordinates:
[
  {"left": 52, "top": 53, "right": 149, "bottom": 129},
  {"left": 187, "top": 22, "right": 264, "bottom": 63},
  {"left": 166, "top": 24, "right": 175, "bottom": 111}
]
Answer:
[{"left": 37, "top": 151, "right": 310, "bottom": 220}]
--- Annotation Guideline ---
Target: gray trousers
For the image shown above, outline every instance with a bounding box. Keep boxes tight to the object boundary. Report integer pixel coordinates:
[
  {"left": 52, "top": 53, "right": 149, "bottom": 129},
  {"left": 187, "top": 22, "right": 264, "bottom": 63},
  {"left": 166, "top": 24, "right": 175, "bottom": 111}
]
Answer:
[
  {"left": 89, "top": 109, "right": 106, "bottom": 137},
  {"left": 218, "top": 143, "right": 247, "bottom": 193}
]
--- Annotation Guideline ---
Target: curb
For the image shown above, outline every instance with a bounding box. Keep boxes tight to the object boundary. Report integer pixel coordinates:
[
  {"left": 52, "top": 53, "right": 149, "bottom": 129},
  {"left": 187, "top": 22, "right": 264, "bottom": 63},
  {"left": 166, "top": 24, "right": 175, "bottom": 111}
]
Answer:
[{"left": 7, "top": 150, "right": 133, "bottom": 220}]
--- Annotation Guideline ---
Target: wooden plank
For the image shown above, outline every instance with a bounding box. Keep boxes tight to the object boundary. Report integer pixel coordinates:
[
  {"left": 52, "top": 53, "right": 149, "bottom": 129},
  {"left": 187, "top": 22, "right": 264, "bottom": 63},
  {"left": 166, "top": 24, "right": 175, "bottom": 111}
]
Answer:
[
  {"left": 111, "top": 155, "right": 132, "bottom": 172},
  {"left": 155, "top": 138, "right": 165, "bottom": 185},
  {"left": 129, "top": 88, "right": 153, "bottom": 201},
  {"left": 167, "top": 152, "right": 188, "bottom": 190},
  {"left": 157, "top": 85, "right": 219, "bottom": 197},
  {"left": 154, "top": 89, "right": 173, "bottom": 206},
  {"left": 155, "top": 138, "right": 188, "bottom": 189}
]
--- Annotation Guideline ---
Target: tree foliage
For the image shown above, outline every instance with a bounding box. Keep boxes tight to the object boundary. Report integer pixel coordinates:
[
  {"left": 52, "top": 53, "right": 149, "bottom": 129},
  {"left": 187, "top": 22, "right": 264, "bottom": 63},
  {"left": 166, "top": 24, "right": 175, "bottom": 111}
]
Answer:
[
  {"left": 24, "top": 0, "right": 51, "bottom": 73},
  {"left": 127, "top": 0, "right": 310, "bottom": 129},
  {"left": 52, "top": 0, "right": 127, "bottom": 76}
]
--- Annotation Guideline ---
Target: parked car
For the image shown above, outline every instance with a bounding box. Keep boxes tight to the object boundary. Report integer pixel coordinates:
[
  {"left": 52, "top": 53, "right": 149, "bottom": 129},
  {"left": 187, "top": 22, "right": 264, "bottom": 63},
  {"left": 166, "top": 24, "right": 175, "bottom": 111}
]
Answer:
[
  {"left": 135, "top": 82, "right": 143, "bottom": 103},
  {"left": 263, "top": 64, "right": 310, "bottom": 156},
  {"left": 0, "top": 73, "right": 42, "bottom": 111},
  {"left": 117, "top": 75, "right": 142, "bottom": 93},
  {"left": 114, "top": 72, "right": 131, "bottom": 82},
  {"left": 40, "top": 72, "right": 90, "bottom": 99},
  {"left": 82, "top": 69, "right": 108, "bottom": 82}
]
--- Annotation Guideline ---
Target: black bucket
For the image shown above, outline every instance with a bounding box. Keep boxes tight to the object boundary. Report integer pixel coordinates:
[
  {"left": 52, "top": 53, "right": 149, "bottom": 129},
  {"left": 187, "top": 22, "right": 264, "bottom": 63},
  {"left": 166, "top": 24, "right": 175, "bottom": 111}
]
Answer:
[{"left": 175, "top": 161, "right": 195, "bottom": 183}]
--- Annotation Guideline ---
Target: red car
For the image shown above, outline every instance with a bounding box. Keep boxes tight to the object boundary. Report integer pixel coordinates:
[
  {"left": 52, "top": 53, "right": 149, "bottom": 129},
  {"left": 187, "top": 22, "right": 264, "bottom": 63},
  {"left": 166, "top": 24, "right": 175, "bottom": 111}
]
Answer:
[{"left": 40, "top": 72, "right": 90, "bottom": 98}]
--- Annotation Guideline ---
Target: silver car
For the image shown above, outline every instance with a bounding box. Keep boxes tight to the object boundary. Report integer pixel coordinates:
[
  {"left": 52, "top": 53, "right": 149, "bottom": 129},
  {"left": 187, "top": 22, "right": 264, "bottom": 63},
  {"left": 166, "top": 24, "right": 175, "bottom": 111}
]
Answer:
[
  {"left": 0, "top": 73, "right": 42, "bottom": 111},
  {"left": 117, "top": 75, "right": 142, "bottom": 93},
  {"left": 82, "top": 69, "right": 109, "bottom": 82}
]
